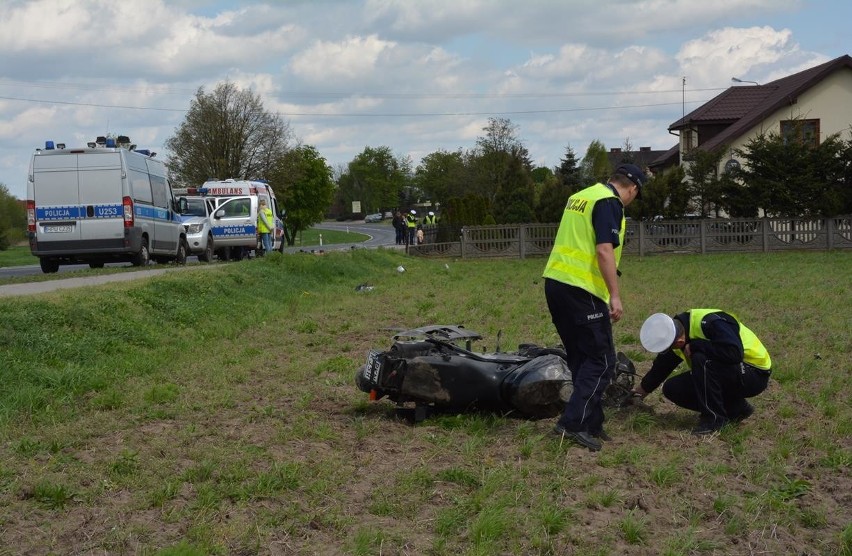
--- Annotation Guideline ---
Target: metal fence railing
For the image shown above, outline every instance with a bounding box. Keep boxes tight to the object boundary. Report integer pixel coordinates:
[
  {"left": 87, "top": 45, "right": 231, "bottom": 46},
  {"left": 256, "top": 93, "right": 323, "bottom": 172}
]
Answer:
[{"left": 408, "top": 216, "right": 852, "bottom": 258}]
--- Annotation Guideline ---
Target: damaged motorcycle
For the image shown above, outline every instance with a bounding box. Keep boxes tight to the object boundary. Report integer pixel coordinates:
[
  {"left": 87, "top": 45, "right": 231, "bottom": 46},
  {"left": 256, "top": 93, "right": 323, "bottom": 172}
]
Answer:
[{"left": 355, "top": 325, "right": 638, "bottom": 422}]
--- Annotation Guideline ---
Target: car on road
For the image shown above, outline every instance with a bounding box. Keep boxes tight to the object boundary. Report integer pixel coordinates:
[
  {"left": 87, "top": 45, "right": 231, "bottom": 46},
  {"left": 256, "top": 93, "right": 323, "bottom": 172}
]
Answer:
[
  {"left": 364, "top": 213, "right": 383, "bottom": 223},
  {"left": 177, "top": 196, "right": 215, "bottom": 262}
]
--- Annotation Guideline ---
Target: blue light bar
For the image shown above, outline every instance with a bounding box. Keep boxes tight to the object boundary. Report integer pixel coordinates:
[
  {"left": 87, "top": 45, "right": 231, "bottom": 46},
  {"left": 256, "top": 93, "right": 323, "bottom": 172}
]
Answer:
[
  {"left": 45, "top": 141, "right": 55, "bottom": 150},
  {"left": 106, "top": 137, "right": 116, "bottom": 148}
]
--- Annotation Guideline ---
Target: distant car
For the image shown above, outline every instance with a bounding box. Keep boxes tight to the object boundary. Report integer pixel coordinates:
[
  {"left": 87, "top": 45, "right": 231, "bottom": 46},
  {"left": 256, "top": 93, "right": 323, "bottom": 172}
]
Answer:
[
  {"left": 177, "top": 196, "right": 215, "bottom": 262},
  {"left": 364, "top": 213, "right": 383, "bottom": 223}
]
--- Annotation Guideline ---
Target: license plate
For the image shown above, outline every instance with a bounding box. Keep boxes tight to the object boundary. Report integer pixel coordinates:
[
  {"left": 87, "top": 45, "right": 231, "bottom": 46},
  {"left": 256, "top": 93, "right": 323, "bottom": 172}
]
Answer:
[
  {"left": 364, "top": 350, "right": 382, "bottom": 384},
  {"left": 43, "top": 225, "right": 73, "bottom": 233}
]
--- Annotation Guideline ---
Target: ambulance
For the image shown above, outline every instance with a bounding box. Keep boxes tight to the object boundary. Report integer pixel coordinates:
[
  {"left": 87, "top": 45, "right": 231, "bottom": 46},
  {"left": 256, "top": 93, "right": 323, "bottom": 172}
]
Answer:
[
  {"left": 26, "top": 136, "right": 188, "bottom": 273},
  {"left": 195, "top": 179, "right": 285, "bottom": 260}
]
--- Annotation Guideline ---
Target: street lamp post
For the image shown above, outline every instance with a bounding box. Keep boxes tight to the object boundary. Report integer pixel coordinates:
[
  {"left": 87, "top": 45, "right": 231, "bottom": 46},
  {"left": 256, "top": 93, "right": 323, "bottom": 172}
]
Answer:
[{"left": 731, "top": 77, "right": 759, "bottom": 85}]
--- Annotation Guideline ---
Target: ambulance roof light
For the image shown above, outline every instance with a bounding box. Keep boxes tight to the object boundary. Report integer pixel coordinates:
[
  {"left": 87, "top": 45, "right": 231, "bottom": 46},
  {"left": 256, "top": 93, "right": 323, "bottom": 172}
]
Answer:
[
  {"left": 96, "top": 136, "right": 107, "bottom": 146},
  {"left": 87, "top": 142, "right": 97, "bottom": 148},
  {"left": 45, "top": 141, "right": 55, "bottom": 150},
  {"left": 106, "top": 137, "right": 116, "bottom": 148}
]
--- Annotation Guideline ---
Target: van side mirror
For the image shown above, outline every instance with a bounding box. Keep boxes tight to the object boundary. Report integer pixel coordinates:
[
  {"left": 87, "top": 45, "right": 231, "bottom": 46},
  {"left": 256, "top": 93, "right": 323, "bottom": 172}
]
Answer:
[{"left": 214, "top": 209, "right": 225, "bottom": 219}]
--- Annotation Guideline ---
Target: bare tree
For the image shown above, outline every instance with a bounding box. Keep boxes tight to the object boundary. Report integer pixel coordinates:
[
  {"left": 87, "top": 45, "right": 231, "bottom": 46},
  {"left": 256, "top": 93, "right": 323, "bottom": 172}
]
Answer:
[{"left": 166, "top": 81, "right": 292, "bottom": 187}]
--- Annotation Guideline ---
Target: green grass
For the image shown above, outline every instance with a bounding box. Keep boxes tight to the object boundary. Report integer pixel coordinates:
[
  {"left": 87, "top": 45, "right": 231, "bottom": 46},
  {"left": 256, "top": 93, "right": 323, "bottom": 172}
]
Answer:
[
  {"left": 0, "top": 224, "right": 368, "bottom": 271},
  {"left": 0, "top": 249, "right": 849, "bottom": 554},
  {"left": 290, "top": 225, "right": 371, "bottom": 247},
  {"left": 0, "top": 244, "right": 38, "bottom": 267}
]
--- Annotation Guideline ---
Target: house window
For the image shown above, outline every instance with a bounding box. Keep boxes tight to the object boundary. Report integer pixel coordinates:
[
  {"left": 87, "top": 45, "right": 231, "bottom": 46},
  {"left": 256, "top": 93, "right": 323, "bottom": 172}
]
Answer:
[
  {"left": 780, "top": 119, "right": 819, "bottom": 147},
  {"left": 682, "top": 129, "right": 695, "bottom": 153}
]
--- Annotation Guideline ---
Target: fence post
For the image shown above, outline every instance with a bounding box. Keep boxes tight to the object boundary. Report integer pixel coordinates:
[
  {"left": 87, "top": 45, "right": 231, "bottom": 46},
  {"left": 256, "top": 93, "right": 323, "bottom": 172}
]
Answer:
[
  {"left": 762, "top": 219, "right": 769, "bottom": 252},
  {"left": 461, "top": 228, "right": 467, "bottom": 259},
  {"left": 638, "top": 221, "right": 645, "bottom": 256},
  {"left": 519, "top": 224, "right": 527, "bottom": 259},
  {"left": 700, "top": 219, "right": 706, "bottom": 254},
  {"left": 826, "top": 217, "right": 834, "bottom": 250}
]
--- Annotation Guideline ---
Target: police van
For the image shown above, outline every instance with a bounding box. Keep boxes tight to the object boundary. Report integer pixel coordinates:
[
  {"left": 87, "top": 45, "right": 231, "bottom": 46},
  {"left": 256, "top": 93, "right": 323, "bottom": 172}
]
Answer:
[
  {"left": 26, "top": 136, "right": 188, "bottom": 273},
  {"left": 194, "top": 179, "right": 285, "bottom": 260}
]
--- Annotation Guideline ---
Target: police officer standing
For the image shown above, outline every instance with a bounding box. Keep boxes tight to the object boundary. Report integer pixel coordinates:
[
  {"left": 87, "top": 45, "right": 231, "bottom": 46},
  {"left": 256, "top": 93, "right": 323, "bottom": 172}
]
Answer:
[
  {"left": 405, "top": 210, "right": 417, "bottom": 245},
  {"left": 257, "top": 198, "right": 274, "bottom": 256},
  {"left": 543, "top": 164, "right": 645, "bottom": 451},
  {"left": 634, "top": 309, "right": 772, "bottom": 435}
]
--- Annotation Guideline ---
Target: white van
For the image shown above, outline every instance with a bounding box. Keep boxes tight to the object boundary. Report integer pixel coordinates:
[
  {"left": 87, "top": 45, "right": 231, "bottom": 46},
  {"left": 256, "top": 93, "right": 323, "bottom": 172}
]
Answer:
[
  {"left": 196, "top": 179, "right": 285, "bottom": 260},
  {"left": 26, "top": 136, "right": 188, "bottom": 273}
]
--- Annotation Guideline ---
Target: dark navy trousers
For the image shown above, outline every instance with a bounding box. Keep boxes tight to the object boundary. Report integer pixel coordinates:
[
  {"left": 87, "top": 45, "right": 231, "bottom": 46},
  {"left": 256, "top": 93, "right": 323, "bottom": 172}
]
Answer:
[
  {"left": 662, "top": 353, "right": 770, "bottom": 424},
  {"left": 545, "top": 279, "right": 616, "bottom": 435}
]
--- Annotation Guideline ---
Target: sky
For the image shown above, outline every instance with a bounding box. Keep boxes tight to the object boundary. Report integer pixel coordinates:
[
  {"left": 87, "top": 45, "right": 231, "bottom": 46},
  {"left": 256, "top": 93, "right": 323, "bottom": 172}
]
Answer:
[{"left": 1, "top": 0, "right": 850, "bottom": 200}]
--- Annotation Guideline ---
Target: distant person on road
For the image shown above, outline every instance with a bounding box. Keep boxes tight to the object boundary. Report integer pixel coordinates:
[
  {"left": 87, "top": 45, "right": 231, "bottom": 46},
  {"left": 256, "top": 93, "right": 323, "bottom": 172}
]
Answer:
[
  {"left": 393, "top": 211, "right": 405, "bottom": 245},
  {"left": 543, "top": 163, "right": 645, "bottom": 452},
  {"left": 634, "top": 309, "right": 772, "bottom": 435},
  {"left": 257, "top": 199, "right": 274, "bottom": 256}
]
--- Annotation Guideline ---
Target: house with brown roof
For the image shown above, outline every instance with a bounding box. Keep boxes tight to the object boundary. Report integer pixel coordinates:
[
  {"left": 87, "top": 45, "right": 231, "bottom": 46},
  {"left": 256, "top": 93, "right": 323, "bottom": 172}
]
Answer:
[
  {"left": 606, "top": 146, "right": 670, "bottom": 172},
  {"left": 650, "top": 54, "right": 852, "bottom": 175}
]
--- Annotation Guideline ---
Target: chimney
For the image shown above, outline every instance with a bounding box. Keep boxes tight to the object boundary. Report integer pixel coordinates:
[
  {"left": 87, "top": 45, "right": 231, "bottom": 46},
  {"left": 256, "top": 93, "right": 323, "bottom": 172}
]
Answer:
[
  {"left": 610, "top": 148, "right": 622, "bottom": 153},
  {"left": 640, "top": 146, "right": 651, "bottom": 152}
]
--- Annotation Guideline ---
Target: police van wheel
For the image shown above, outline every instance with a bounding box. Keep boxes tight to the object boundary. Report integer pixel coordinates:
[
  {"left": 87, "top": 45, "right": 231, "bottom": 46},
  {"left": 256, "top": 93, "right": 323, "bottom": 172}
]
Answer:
[
  {"left": 198, "top": 236, "right": 214, "bottom": 262},
  {"left": 175, "top": 239, "right": 188, "bottom": 265},
  {"left": 131, "top": 238, "right": 150, "bottom": 267},
  {"left": 39, "top": 257, "right": 59, "bottom": 274}
]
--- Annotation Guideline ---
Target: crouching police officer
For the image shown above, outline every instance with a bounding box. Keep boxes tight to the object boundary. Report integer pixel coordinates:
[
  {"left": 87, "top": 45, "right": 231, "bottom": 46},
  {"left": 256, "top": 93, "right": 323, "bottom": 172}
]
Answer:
[{"left": 633, "top": 309, "right": 772, "bottom": 435}]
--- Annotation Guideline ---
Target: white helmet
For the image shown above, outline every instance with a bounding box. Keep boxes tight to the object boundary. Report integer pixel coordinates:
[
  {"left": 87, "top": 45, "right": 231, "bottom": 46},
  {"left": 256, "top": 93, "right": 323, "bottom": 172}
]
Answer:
[{"left": 640, "top": 313, "right": 677, "bottom": 353}]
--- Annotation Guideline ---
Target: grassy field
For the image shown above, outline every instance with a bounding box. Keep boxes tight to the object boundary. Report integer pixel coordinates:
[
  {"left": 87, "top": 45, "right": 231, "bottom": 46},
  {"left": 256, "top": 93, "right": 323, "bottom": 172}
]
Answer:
[
  {"left": 0, "top": 244, "right": 37, "bottom": 267},
  {"left": 0, "top": 226, "right": 368, "bottom": 269},
  {"left": 289, "top": 227, "right": 370, "bottom": 247},
  {"left": 0, "top": 249, "right": 849, "bottom": 554},
  {"left": 0, "top": 227, "right": 370, "bottom": 288}
]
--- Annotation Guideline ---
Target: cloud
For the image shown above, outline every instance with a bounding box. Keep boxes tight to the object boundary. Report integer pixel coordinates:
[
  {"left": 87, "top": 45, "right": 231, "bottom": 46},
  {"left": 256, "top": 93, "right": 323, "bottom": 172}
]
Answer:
[
  {"left": 0, "top": 0, "right": 839, "bottom": 200},
  {"left": 290, "top": 34, "right": 396, "bottom": 82},
  {"left": 0, "top": 0, "right": 303, "bottom": 81},
  {"left": 360, "top": 0, "right": 800, "bottom": 46},
  {"left": 678, "top": 26, "right": 795, "bottom": 86}
]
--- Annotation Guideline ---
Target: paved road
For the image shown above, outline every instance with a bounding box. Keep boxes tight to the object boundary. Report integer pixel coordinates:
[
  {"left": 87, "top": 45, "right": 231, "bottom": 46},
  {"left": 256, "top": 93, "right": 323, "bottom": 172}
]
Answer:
[
  {"left": 0, "top": 220, "right": 402, "bottom": 297},
  {"left": 284, "top": 220, "right": 398, "bottom": 252}
]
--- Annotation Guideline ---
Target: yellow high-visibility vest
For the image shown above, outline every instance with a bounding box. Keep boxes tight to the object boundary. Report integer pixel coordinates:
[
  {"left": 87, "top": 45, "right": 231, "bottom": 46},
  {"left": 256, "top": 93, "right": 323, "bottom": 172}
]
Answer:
[
  {"left": 542, "top": 183, "right": 624, "bottom": 303},
  {"left": 257, "top": 206, "right": 274, "bottom": 233},
  {"left": 674, "top": 309, "right": 772, "bottom": 370}
]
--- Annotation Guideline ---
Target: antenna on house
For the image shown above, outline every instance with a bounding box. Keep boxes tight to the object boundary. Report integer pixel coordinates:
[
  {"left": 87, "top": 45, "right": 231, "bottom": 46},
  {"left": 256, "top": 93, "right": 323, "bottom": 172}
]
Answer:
[{"left": 682, "top": 76, "right": 686, "bottom": 121}]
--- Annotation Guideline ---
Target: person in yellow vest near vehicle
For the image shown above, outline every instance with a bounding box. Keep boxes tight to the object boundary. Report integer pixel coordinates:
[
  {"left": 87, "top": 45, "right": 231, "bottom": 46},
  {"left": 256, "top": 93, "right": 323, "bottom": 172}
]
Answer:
[
  {"left": 543, "top": 163, "right": 645, "bottom": 451},
  {"left": 405, "top": 209, "right": 417, "bottom": 245},
  {"left": 634, "top": 309, "right": 772, "bottom": 435},
  {"left": 423, "top": 211, "right": 437, "bottom": 225},
  {"left": 257, "top": 198, "right": 274, "bottom": 256}
]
